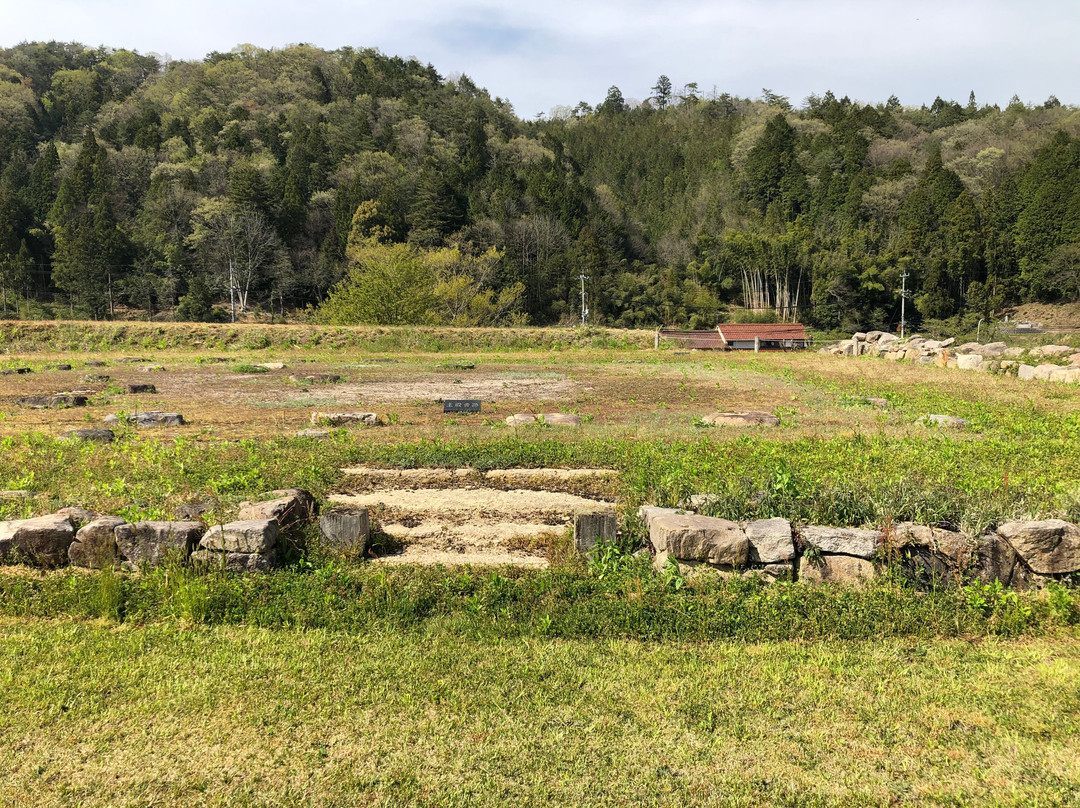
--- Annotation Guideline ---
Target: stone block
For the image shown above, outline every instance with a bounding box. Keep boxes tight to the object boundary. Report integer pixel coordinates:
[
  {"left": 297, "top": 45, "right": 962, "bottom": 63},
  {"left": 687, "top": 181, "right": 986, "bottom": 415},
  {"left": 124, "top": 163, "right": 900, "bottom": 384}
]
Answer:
[
  {"left": 956, "top": 354, "right": 983, "bottom": 371},
  {"left": 69, "top": 516, "right": 125, "bottom": 568},
  {"left": 798, "top": 555, "right": 876, "bottom": 587},
  {"left": 59, "top": 429, "right": 114, "bottom": 443},
  {"left": 115, "top": 521, "right": 202, "bottom": 569},
  {"left": 573, "top": 508, "right": 617, "bottom": 552},
  {"left": 649, "top": 513, "right": 749, "bottom": 567},
  {"left": 200, "top": 519, "right": 280, "bottom": 554},
  {"left": 702, "top": 411, "right": 780, "bottom": 427},
  {"left": 744, "top": 517, "right": 794, "bottom": 564},
  {"left": 191, "top": 549, "right": 275, "bottom": 573},
  {"left": 799, "top": 525, "right": 881, "bottom": 559},
  {"left": 997, "top": 520, "right": 1080, "bottom": 574},
  {"left": 238, "top": 489, "right": 316, "bottom": 530},
  {"left": 0, "top": 513, "right": 75, "bottom": 568},
  {"left": 319, "top": 511, "right": 369, "bottom": 555}
]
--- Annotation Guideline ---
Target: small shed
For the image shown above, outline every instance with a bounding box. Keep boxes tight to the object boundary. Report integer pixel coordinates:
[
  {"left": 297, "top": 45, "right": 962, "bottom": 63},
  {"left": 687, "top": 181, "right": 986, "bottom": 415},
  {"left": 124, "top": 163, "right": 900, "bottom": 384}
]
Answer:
[{"left": 716, "top": 323, "right": 809, "bottom": 351}]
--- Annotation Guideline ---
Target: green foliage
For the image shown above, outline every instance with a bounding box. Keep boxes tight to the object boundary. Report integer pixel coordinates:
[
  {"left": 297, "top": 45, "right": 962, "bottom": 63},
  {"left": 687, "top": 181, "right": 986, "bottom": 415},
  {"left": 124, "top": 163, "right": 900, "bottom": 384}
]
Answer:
[{"left": 1, "top": 40, "right": 1080, "bottom": 330}]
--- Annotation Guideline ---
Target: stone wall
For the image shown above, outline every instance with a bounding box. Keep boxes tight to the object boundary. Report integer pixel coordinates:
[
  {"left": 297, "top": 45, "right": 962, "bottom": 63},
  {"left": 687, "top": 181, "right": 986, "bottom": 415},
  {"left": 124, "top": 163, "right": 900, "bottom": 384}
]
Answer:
[
  {"left": 639, "top": 504, "right": 1080, "bottom": 589},
  {"left": 822, "top": 331, "right": 1080, "bottom": 383}
]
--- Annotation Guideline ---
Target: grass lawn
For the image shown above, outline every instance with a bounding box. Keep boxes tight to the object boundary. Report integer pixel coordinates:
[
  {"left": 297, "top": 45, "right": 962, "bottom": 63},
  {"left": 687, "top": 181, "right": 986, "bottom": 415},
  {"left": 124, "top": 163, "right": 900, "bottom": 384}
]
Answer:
[{"left": 1, "top": 619, "right": 1078, "bottom": 807}]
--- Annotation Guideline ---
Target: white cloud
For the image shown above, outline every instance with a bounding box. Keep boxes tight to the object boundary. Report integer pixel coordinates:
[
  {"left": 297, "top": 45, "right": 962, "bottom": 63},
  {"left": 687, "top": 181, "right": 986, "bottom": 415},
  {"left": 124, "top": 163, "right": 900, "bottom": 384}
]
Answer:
[{"left": 0, "top": 0, "right": 1075, "bottom": 115}]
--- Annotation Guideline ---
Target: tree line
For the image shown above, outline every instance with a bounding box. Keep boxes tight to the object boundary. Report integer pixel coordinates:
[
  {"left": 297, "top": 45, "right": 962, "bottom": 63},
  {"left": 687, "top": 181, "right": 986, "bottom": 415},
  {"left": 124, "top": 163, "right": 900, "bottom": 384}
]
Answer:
[{"left": 0, "top": 42, "right": 1078, "bottom": 331}]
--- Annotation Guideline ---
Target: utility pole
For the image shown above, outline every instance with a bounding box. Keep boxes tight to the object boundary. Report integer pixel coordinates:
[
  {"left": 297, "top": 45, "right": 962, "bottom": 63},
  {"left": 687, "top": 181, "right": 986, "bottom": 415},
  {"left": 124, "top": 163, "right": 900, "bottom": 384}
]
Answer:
[
  {"left": 229, "top": 260, "right": 236, "bottom": 323},
  {"left": 578, "top": 273, "right": 589, "bottom": 325},
  {"left": 899, "top": 270, "right": 909, "bottom": 339}
]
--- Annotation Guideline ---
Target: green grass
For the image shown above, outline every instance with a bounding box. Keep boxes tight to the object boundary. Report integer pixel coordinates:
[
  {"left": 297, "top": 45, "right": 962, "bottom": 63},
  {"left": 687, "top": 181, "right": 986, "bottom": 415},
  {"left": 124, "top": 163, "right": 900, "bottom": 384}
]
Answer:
[
  {"left": 0, "top": 619, "right": 1077, "bottom": 807},
  {"left": 2, "top": 561, "right": 1077, "bottom": 640}
]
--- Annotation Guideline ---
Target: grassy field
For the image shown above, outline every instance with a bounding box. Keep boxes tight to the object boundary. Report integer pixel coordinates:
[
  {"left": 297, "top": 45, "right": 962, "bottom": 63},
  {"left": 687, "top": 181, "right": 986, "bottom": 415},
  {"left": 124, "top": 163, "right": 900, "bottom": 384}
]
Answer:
[
  {"left": 1, "top": 619, "right": 1078, "bottom": 807},
  {"left": 1, "top": 321, "right": 1080, "bottom": 806}
]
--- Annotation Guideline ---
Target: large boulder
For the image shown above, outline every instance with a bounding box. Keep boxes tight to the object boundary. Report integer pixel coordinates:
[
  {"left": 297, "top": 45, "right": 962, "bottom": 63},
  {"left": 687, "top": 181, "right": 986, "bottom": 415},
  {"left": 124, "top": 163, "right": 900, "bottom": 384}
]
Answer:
[
  {"left": 744, "top": 518, "right": 795, "bottom": 564},
  {"left": 799, "top": 525, "right": 881, "bottom": 559},
  {"left": 702, "top": 411, "right": 780, "bottom": 427},
  {"left": 648, "top": 513, "right": 749, "bottom": 567},
  {"left": 68, "top": 516, "right": 125, "bottom": 569},
  {"left": 115, "top": 521, "right": 202, "bottom": 569},
  {"left": 238, "top": 488, "right": 316, "bottom": 530},
  {"left": 956, "top": 354, "right": 983, "bottom": 371},
  {"left": 0, "top": 514, "right": 75, "bottom": 567},
  {"left": 199, "top": 519, "right": 279, "bottom": 554},
  {"left": 798, "top": 555, "right": 876, "bottom": 587},
  {"left": 996, "top": 520, "right": 1080, "bottom": 574},
  {"left": 1018, "top": 364, "right": 1037, "bottom": 381}
]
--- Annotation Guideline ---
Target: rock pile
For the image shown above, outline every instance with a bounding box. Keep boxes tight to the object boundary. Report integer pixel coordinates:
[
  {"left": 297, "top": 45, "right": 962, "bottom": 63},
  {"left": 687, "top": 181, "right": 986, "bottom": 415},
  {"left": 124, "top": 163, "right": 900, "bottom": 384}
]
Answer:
[
  {"left": 824, "top": 332, "right": 1080, "bottom": 385},
  {"left": 638, "top": 503, "right": 1080, "bottom": 589}
]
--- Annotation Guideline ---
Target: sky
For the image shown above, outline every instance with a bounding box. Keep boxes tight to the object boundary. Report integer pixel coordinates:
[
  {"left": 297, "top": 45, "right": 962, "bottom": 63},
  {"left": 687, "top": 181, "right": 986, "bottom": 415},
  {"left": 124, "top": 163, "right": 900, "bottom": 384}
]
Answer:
[{"left": 1, "top": 0, "right": 1077, "bottom": 117}]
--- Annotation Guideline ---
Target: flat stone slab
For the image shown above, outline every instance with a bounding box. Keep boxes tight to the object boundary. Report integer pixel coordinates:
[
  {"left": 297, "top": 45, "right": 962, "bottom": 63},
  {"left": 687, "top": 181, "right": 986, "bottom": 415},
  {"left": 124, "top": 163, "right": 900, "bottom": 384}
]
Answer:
[
  {"left": 16, "top": 394, "right": 88, "bottom": 409},
  {"left": 505, "top": 413, "right": 582, "bottom": 426},
  {"left": 105, "top": 411, "right": 185, "bottom": 427},
  {"left": 258, "top": 362, "right": 286, "bottom": 370},
  {"left": 46, "top": 364, "right": 73, "bottom": 371},
  {"left": 290, "top": 374, "right": 342, "bottom": 383},
  {"left": 59, "top": 429, "right": 115, "bottom": 443},
  {"left": 702, "top": 411, "right": 780, "bottom": 427},
  {"left": 917, "top": 414, "right": 968, "bottom": 429},
  {"left": 311, "top": 411, "right": 377, "bottom": 427},
  {"left": 126, "top": 383, "right": 157, "bottom": 394},
  {"left": 799, "top": 526, "right": 882, "bottom": 559},
  {"left": 542, "top": 413, "right": 581, "bottom": 426},
  {"left": 200, "top": 519, "right": 280, "bottom": 554},
  {"left": 295, "top": 429, "right": 331, "bottom": 439},
  {"left": 997, "top": 520, "right": 1080, "bottom": 574}
]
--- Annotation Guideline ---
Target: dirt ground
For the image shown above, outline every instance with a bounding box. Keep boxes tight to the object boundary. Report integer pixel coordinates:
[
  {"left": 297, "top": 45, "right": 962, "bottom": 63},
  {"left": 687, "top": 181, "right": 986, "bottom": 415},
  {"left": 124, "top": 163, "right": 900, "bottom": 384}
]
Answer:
[{"left": 1, "top": 345, "right": 1077, "bottom": 443}]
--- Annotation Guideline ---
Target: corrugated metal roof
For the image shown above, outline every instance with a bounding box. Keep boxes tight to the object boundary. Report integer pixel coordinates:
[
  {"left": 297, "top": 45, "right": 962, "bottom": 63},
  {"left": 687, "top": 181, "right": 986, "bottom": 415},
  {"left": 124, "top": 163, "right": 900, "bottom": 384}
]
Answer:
[
  {"left": 658, "top": 330, "right": 725, "bottom": 349},
  {"left": 717, "top": 323, "right": 808, "bottom": 342}
]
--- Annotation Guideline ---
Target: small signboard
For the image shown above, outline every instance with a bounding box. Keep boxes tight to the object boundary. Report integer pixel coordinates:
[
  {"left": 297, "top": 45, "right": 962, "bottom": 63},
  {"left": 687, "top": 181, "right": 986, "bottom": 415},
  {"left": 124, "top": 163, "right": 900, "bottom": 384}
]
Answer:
[{"left": 443, "top": 399, "right": 481, "bottom": 414}]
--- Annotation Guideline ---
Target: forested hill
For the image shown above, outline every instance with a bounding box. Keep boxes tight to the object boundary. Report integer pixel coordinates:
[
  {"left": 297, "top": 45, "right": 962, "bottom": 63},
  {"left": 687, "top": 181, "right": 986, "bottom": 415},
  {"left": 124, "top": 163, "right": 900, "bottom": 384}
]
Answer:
[{"left": 1, "top": 42, "right": 1079, "bottom": 331}]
